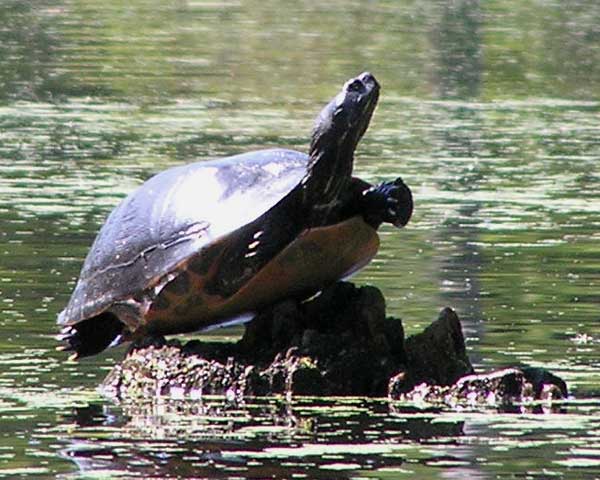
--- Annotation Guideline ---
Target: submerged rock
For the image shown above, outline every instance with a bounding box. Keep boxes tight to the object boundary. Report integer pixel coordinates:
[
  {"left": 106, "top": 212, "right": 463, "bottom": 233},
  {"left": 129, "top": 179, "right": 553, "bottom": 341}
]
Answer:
[{"left": 100, "top": 281, "right": 567, "bottom": 406}]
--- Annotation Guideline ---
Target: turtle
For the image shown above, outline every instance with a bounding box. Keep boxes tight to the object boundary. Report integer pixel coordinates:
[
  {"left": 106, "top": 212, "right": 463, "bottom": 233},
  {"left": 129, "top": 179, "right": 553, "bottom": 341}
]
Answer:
[{"left": 57, "top": 72, "right": 413, "bottom": 359}]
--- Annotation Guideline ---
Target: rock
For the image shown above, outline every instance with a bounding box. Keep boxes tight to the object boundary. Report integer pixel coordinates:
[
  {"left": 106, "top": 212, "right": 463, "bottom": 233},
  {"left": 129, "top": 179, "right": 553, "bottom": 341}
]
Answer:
[
  {"left": 102, "top": 282, "right": 411, "bottom": 399},
  {"left": 390, "top": 307, "right": 474, "bottom": 394},
  {"left": 101, "top": 344, "right": 254, "bottom": 401},
  {"left": 99, "top": 281, "right": 567, "bottom": 407},
  {"left": 389, "top": 367, "right": 568, "bottom": 408},
  {"left": 521, "top": 366, "right": 568, "bottom": 400}
]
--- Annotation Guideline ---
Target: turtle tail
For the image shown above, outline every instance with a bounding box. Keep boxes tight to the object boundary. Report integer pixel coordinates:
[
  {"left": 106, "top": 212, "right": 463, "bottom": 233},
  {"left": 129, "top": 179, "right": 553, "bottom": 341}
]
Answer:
[{"left": 57, "top": 312, "right": 125, "bottom": 360}]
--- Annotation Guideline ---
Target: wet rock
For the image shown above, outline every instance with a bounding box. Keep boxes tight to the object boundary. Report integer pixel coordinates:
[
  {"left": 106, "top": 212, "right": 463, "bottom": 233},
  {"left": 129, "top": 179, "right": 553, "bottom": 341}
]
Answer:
[
  {"left": 102, "top": 282, "right": 410, "bottom": 399},
  {"left": 521, "top": 366, "right": 568, "bottom": 400},
  {"left": 100, "top": 281, "right": 567, "bottom": 406},
  {"left": 390, "top": 307, "right": 474, "bottom": 395},
  {"left": 101, "top": 343, "right": 255, "bottom": 401},
  {"left": 389, "top": 367, "right": 568, "bottom": 408}
]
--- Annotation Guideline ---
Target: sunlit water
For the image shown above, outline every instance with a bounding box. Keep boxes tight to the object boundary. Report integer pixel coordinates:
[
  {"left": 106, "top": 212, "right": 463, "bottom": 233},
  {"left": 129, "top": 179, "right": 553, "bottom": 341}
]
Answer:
[{"left": 1, "top": 1, "right": 599, "bottom": 478}]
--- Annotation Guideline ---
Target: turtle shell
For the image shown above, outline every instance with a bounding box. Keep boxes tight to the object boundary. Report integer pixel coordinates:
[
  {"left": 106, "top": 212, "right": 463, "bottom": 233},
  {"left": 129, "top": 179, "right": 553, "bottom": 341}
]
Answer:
[{"left": 58, "top": 148, "right": 309, "bottom": 327}]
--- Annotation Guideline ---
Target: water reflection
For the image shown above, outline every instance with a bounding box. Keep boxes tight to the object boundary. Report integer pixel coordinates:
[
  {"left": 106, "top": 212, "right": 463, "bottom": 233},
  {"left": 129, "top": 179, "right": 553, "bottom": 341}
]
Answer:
[
  {"left": 432, "top": 0, "right": 482, "bottom": 99},
  {"left": 49, "top": 397, "right": 600, "bottom": 478},
  {"left": 58, "top": 398, "right": 467, "bottom": 479}
]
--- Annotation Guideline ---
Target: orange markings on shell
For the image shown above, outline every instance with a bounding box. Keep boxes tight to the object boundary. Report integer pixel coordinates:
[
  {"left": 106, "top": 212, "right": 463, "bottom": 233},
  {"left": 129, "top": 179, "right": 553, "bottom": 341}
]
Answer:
[{"left": 140, "top": 216, "right": 379, "bottom": 338}]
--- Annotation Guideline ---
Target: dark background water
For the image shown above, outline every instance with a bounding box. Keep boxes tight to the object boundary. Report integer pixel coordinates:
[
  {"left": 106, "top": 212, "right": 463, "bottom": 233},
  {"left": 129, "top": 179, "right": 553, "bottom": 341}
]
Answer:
[{"left": 0, "top": 0, "right": 599, "bottom": 478}]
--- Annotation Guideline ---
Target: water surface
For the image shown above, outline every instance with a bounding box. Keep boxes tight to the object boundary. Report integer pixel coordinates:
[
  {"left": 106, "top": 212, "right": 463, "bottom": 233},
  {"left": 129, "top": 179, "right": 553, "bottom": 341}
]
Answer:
[{"left": 1, "top": 1, "right": 599, "bottom": 478}]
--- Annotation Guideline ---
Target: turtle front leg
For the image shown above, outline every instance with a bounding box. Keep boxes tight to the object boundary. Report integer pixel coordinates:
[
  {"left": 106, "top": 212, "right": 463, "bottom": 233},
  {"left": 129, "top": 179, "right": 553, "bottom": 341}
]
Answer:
[{"left": 359, "top": 178, "right": 413, "bottom": 229}]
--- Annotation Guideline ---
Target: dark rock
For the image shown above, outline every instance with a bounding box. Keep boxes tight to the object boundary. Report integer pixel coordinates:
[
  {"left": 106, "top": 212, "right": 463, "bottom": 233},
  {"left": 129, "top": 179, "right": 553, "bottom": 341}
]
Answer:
[
  {"left": 521, "top": 366, "right": 568, "bottom": 399},
  {"left": 389, "top": 367, "right": 568, "bottom": 408},
  {"left": 100, "top": 281, "right": 567, "bottom": 408},
  {"left": 102, "top": 282, "right": 410, "bottom": 399},
  {"left": 127, "top": 334, "right": 167, "bottom": 354},
  {"left": 395, "top": 307, "right": 474, "bottom": 394},
  {"left": 383, "top": 317, "right": 406, "bottom": 361},
  {"left": 102, "top": 344, "right": 248, "bottom": 401}
]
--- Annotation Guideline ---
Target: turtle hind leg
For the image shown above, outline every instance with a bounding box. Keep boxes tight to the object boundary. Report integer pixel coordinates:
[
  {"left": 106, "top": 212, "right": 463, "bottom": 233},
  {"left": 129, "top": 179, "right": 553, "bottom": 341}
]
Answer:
[{"left": 57, "top": 312, "right": 125, "bottom": 360}]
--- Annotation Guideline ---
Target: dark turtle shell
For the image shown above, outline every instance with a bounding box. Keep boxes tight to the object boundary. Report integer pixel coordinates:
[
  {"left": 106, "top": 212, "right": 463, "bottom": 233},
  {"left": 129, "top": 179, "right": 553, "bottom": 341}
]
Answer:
[{"left": 58, "top": 148, "right": 308, "bottom": 327}]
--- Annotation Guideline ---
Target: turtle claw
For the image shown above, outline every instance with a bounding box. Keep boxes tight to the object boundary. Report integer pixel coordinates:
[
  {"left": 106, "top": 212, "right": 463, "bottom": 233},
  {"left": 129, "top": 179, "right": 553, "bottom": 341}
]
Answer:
[
  {"left": 56, "top": 332, "right": 72, "bottom": 342},
  {"left": 54, "top": 326, "right": 83, "bottom": 357},
  {"left": 56, "top": 342, "right": 82, "bottom": 361},
  {"left": 56, "top": 344, "right": 80, "bottom": 362},
  {"left": 56, "top": 326, "right": 75, "bottom": 342},
  {"left": 56, "top": 332, "right": 75, "bottom": 354}
]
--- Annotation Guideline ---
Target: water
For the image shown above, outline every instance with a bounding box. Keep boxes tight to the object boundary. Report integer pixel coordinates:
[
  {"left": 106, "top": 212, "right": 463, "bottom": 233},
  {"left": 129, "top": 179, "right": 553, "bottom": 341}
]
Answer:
[{"left": 1, "top": 0, "right": 600, "bottom": 478}]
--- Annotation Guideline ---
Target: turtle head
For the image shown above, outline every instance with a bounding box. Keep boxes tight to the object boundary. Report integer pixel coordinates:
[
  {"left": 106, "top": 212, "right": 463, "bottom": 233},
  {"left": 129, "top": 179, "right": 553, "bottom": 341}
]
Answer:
[
  {"left": 309, "top": 72, "right": 380, "bottom": 161},
  {"left": 304, "top": 73, "right": 380, "bottom": 224}
]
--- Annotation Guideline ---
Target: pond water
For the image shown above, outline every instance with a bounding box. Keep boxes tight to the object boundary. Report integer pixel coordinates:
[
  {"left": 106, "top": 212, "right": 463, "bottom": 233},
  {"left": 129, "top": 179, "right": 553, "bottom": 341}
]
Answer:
[{"left": 1, "top": 0, "right": 599, "bottom": 478}]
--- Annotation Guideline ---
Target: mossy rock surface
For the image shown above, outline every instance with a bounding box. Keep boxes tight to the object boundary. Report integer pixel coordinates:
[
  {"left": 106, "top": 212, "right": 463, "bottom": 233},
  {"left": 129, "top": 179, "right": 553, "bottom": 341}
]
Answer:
[
  {"left": 389, "top": 367, "right": 568, "bottom": 408},
  {"left": 100, "top": 281, "right": 566, "bottom": 405}
]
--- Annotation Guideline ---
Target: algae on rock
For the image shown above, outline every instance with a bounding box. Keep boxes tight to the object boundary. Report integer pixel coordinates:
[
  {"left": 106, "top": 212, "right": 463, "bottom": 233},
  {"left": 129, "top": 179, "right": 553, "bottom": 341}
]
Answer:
[{"left": 100, "top": 281, "right": 567, "bottom": 406}]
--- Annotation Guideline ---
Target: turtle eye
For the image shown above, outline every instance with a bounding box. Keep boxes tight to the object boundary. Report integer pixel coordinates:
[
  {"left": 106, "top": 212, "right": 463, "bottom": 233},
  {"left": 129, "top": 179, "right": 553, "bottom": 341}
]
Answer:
[{"left": 346, "top": 79, "right": 364, "bottom": 94}]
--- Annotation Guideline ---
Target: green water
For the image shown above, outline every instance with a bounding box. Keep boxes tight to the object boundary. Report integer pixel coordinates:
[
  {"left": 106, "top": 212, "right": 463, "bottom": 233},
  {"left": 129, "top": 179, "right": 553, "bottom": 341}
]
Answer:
[{"left": 1, "top": 0, "right": 599, "bottom": 478}]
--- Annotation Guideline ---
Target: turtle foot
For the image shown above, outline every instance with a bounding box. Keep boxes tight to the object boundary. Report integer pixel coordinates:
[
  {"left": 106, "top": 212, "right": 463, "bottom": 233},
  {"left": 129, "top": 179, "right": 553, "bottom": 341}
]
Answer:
[
  {"left": 362, "top": 178, "right": 413, "bottom": 228},
  {"left": 57, "top": 312, "right": 125, "bottom": 360}
]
